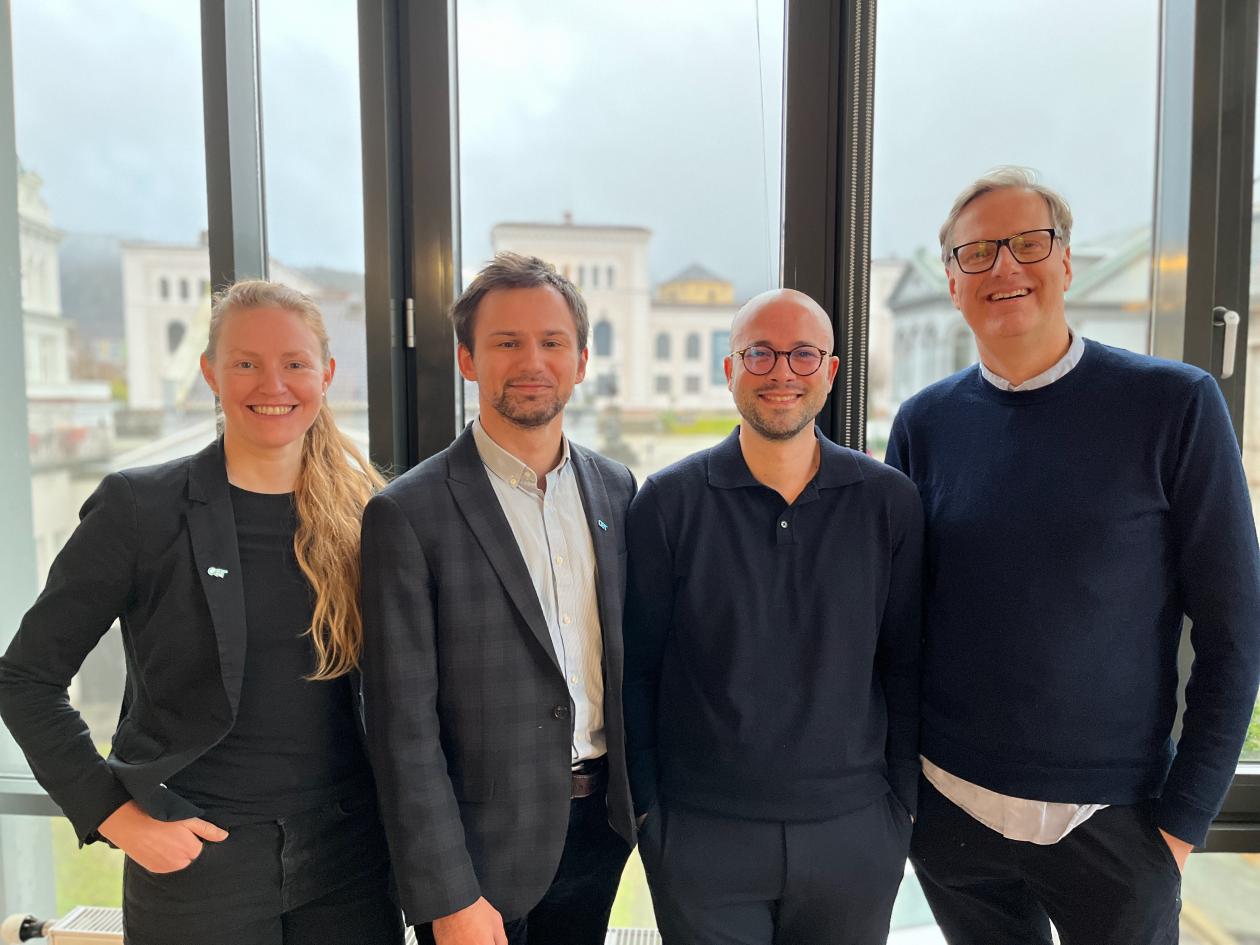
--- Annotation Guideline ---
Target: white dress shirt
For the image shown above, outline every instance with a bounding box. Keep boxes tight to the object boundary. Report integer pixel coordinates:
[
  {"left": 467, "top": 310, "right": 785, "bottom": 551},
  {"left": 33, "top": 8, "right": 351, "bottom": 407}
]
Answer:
[
  {"left": 472, "top": 419, "right": 606, "bottom": 763},
  {"left": 924, "top": 328, "right": 1107, "bottom": 845}
]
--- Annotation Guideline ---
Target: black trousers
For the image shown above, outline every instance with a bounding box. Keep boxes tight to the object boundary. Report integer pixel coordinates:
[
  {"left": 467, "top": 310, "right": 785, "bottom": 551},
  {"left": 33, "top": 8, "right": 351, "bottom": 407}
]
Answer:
[
  {"left": 122, "top": 794, "right": 404, "bottom": 945},
  {"left": 413, "top": 789, "right": 632, "bottom": 945},
  {"left": 639, "top": 793, "right": 912, "bottom": 945},
  {"left": 910, "top": 775, "right": 1182, "bottom": 945}
]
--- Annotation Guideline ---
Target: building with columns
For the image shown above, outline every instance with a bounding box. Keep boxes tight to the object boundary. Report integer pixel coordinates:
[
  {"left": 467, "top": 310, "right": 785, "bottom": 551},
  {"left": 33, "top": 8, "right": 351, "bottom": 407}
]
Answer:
[{"left": 490, "top": 219, "right": 740, "bottom": 417}]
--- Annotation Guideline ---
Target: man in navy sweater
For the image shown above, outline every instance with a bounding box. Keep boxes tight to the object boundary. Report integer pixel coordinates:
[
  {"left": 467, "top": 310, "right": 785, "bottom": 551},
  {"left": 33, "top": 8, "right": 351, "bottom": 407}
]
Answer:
[
  {"left": 886, "top": 166, "right": 1260, "bottom": 945},
  {"left": 624, "top": 289, "right": 923, "bottom": 943}
]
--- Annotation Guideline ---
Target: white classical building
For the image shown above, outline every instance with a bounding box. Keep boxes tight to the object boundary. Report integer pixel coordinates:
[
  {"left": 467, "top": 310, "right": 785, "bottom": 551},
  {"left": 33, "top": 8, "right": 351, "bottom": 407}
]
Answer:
[
  {"left": 18, "top": 168, "right": 114, "bottom": 579},
  {"left": 119, "top": 241, "right": 369, "bottom": 428},
  {"left": 490, "top": 219, "right": 740, "bottom": 416},
  {"left": 887, "top": 228, "right": 1153, "bottom": 410}
]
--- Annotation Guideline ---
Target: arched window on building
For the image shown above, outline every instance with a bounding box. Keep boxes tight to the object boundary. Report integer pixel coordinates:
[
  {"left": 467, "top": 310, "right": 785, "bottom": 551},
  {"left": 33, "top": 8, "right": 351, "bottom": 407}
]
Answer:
[
  {"left": 655, "top": 332, "right": 671, "bottom": 360},
  {"left": 594, "top": 320, "right": 613, "bottom": 357},
  {"left": 167, "top": 320, "right": 187, "bottom": 354},
  {"left": 159, "top": 276, "right": 170, "bottom": 300},
  {"left": 685, "top": 332, "right": 701, "bottom": 360}
]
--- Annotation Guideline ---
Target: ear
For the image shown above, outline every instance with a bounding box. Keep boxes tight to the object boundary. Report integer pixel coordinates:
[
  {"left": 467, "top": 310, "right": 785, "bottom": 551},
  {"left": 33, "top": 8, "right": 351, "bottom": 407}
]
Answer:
[
  {"left": 724, "top": 354, "right": 735, "bottom": 391},
  {"left": 574, "top": 346, "right": 589, "bottom": 384},
  {"left": 456, "top": 343, "right": 477, "bottom": 382},
  {"left": 325, "top": 356, "right": 336, "bottom": 389},
  {"left": 947, "top": 264, "right": 963, "bottom": 313},
  {"left": 200, "top": 353, "right": 218, "bottom": 396},
  {"left": 825, "top": 354, "right": 840, "bottom": 388},
  {"left": 1061, "top": 245, "right": 1073, "bottom": 293}
]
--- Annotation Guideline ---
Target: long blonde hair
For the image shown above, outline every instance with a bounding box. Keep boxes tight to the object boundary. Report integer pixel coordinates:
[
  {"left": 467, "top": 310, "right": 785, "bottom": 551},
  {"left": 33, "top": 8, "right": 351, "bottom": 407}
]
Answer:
[{"left": 206, "top": 280, "right": 386, "bottom": 679}]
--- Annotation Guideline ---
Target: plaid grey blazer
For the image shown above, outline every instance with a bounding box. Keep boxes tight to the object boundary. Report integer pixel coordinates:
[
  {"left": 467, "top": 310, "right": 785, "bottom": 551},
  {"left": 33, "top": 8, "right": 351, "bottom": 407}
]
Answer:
[{"left": 360, "top": 425, "right": 636, "bottom": 927}]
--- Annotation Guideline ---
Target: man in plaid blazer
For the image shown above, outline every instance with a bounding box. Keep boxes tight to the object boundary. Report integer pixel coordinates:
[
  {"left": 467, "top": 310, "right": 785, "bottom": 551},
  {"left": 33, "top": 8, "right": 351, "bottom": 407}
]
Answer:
[{"left": 361, "top": 253, "right": 636, "bottom": 945}]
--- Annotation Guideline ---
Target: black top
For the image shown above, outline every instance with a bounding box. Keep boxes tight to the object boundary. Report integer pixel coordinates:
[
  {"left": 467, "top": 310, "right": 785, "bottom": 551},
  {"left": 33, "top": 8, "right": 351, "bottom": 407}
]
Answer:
[
  {"left": 166, "top": 486, "right": 369, "bottom": 825},
  {"left": 622, "top": 427, "right": 924, "bottom": 822}
]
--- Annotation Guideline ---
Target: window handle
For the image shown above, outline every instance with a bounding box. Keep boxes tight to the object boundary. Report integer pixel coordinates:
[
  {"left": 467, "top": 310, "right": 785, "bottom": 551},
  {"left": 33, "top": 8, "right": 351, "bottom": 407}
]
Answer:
[{"left": 1213, "top": 306, "right": 1240, "bottom": 380}]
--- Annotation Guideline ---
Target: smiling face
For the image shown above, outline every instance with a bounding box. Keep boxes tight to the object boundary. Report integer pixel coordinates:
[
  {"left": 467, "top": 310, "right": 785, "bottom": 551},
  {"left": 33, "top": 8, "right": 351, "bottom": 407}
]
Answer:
[
  {"left": 199, "top": 304, "right": 333, "bottom": 456},
  {"left": 725, "top": 290, "right": 839, "bottom": 443},
  {"left": 457, "top": 284, "right": 588, "bottom": 430},
  {"left": 947, "top": 187, "right": 1072, "bottom": 358}
]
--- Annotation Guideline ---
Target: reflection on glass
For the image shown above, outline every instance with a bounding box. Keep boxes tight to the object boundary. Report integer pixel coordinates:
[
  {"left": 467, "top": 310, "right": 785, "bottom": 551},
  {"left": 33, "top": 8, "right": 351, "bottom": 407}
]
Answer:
[{"left": 9, "top": 0, "right": 211, "bottom": 916}]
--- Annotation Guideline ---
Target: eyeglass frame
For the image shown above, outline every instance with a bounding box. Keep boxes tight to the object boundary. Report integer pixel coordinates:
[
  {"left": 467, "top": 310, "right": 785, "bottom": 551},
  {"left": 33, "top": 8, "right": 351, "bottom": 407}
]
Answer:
[
  {"left": 949, "top": 228, "right": 1060, "bottom": 274},
  {"left": 731, "top": 343, "right": 831, "bottom": 377}
]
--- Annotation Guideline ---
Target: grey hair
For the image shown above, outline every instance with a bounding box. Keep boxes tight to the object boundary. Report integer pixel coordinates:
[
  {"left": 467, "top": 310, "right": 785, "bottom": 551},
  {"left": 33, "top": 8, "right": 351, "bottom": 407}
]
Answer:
[
  {"left": 938, "top": 166, "right": 1074, "bottom": 265},
  {"left": 449, "top": 252, "right": 589, "bottom": 352},
  {"left": 206, "top": 279, "right": 330, "bottom": 364}
]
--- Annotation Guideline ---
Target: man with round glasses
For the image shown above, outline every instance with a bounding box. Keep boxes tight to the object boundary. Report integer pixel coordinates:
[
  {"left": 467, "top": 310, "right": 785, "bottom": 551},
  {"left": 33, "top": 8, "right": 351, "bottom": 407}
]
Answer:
[
  {"left": 623, "top": 288, "right": 924, "bottom": 943},
  {"left": 886, "top": 166, "right": 1260, "bottom": 944}
]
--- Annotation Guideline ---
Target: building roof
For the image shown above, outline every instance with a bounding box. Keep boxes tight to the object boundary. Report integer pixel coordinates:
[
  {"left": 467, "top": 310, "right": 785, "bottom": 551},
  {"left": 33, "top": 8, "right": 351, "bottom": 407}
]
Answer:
[{"left": 661, "top": 263, "right": 727, "bottom": 285}]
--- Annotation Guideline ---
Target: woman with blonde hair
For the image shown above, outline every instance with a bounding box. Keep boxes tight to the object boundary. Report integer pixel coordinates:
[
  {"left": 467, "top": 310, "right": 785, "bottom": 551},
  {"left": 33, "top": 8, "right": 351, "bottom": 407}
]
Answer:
[{"left": 0, "top": 280, "right": 403, "bottom": 944}]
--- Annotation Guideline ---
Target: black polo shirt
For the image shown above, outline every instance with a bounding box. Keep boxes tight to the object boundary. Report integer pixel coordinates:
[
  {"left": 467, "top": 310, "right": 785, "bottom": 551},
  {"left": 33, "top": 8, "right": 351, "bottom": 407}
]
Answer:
[{"left": 623, "top": 426, "right": 923, "bottom": 822}]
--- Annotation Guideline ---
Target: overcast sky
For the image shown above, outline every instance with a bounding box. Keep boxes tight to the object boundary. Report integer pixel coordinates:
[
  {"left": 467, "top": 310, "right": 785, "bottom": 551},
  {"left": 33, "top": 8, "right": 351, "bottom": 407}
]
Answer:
[{"left": 14, "top": 0, "right": 1159, "bottom": 299}]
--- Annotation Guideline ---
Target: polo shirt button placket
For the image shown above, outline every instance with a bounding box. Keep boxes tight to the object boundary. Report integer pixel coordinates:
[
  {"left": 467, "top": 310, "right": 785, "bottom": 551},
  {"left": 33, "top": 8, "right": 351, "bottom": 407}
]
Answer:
[{"left": 777, "top": 514, "right": 794, "bottom": 545}]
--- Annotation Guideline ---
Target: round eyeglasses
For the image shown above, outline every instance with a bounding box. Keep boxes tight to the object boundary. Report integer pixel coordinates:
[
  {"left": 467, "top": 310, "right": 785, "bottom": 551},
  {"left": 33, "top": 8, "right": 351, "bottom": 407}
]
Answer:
[
  {"left": 733, "top": 344, "right": 829, "bottom": 376},
  {"left": 951, "top": 228, "right": 1058, "bottom": 274}
]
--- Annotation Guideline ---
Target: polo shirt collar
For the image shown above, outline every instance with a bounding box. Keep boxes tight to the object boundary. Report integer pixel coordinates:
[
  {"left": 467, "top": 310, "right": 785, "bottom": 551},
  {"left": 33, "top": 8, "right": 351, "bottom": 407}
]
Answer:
[{"left": 706, "top": 425, "right": 865, "bottom": 491}]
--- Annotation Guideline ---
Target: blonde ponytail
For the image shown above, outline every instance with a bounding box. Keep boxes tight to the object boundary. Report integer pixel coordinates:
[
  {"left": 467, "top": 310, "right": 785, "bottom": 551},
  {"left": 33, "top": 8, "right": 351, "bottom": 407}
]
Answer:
[{"left": 294, "top": 402, "right": 385, "bottom": 679}]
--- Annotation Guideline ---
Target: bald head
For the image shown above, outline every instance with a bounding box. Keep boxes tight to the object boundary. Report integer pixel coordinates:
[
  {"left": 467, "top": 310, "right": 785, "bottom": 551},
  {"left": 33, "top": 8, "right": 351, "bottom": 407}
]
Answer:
[{"left": 730, "top": 288, "right": 833, "bottom": 352}]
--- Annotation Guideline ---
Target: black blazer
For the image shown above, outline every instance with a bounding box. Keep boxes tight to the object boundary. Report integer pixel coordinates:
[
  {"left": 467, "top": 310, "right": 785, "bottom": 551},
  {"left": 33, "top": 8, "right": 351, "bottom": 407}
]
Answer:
[
  {"left": 359, "top": 426, "right": 636, "bottom": 927},
  {"left": 0, "top": 439, "right": 309, "bottom": 841}
]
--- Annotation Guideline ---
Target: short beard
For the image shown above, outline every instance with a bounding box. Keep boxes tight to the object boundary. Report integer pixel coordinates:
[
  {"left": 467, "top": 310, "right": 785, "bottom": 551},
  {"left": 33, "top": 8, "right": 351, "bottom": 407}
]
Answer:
[
  {"left": 741, "top": 408, "right": 816, "bottom": 441},
  {"left": 735, "top": 384, "right": 823, "bottom": 441},
  {"left": 492, "top": 391, "right": 565, "bottom": 429}
]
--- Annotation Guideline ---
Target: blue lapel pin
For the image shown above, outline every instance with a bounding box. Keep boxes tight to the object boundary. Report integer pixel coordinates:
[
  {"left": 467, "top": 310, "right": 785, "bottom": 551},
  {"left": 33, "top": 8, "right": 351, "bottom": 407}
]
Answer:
[{"left": 597, "top": 520, "right": 608, "bottom": 531}]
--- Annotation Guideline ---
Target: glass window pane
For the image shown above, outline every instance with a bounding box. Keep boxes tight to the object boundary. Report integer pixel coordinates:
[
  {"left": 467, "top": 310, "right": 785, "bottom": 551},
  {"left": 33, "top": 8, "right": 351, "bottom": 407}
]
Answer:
[
  {"left": 869, "top": 0, "right": 1158, "bottom": 459},
  {"left": 457, "top": 1, "right": 785, "bottom": 927},
  {"left": 457, "top": 0, "right": 783, "bottom": 486},
  {"left": 7, "top": 0, "right": 210, "bottom": 913},
  {"left": 1241, "top": 12, "right": 1260, "bottom": 765},
  {"left": 258, "top": 0, "right": 369, "bottom": 454}
]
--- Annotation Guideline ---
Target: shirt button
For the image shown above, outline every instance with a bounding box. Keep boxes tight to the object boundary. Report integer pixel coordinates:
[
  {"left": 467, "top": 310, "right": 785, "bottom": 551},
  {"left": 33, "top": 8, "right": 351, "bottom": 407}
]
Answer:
[
  {"left": 780, "top": 520, "right": 788, "bottom": 529},
  {"left": 553, "top": 704, "right": 570, "bottom": 720},
  {"left": 554, "top": 554, "right": 564, "bottom": 565},
  {"left": 570, "top": 674, "right": 578, "bottom": 684},
  {"left": 562, "top": 614, "right": 572, "bottom": 625},
  {"left": 509, "top": 478, "right": 518, "bottom": 487}
]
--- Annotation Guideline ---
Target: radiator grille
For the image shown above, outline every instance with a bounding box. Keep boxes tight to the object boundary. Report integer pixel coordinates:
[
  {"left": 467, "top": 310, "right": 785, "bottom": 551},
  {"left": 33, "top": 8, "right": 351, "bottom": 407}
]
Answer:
[{"left": 48, "top": 906, "right": 125, "bottom": 943}]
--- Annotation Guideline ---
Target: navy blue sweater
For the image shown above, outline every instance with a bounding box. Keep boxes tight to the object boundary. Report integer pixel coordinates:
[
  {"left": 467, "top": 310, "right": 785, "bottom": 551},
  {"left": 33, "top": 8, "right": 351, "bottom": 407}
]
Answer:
[
  {"left": 886, "top": 340, "right": 1260, "bottom": 845},
  {"left": 623, "top": 428, "right": 924, "bottom": 822}
]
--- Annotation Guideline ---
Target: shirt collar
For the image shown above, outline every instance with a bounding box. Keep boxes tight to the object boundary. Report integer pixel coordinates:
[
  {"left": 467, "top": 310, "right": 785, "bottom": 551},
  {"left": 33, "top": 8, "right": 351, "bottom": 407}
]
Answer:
[
  {"left": 471, "top": 417, "right": 570, "bottom": 490},
  {"left": 706, "top": 425, "right": 864, "bottom": 491},
  {"left": 979, "top": 328, "right": 1085, "bottom": 392}
]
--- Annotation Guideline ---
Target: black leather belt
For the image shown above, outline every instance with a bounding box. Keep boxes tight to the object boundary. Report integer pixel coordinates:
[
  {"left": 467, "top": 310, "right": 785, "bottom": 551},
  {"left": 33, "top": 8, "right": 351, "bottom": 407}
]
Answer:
[{"left": 571, "top": 756, "right": 607, "bottom": 799}]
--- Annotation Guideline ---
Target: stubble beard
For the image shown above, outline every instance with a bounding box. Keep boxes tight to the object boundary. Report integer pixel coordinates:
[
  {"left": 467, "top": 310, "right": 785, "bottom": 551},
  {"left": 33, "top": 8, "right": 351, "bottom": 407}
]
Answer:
[
  {"left": 492, "top": 389, "right": 565, "bottom": 429},
  {"left": 737, "top": 385, "right": 824, "bottom": 441}
]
